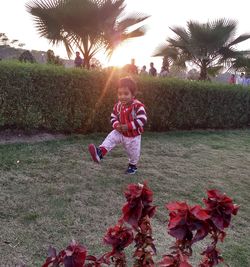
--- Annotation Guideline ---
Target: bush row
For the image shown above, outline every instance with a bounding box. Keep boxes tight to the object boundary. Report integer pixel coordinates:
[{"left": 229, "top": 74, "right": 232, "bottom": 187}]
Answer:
[{"left": 0, "top": 61, "right": 250, "bottom": 132}]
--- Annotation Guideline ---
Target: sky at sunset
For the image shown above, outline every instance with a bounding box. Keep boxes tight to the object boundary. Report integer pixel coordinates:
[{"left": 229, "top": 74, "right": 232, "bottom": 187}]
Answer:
[{"left": 1, "top": 0, "right": 250, "bottom": 70}]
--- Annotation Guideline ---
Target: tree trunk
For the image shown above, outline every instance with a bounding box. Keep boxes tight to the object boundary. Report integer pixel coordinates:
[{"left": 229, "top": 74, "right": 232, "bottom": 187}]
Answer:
[
  {"left": 199, "top": 61, "right": 208, "bottom": 81},
  {"left": 83, "top": 54, "right": 91, "bottom": 69}
]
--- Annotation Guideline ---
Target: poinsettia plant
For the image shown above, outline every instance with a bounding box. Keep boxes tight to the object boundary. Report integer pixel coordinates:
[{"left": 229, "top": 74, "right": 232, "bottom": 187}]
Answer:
[
  {"left": 198, "top": 190, "right": 239, "bottom": 267},
  {"left": 41, "top": 184, "right": 239, "bottom": 267},
  {"left": 42, "top": 240, "right": 109, "bottom": 267},
  {"left": 122, "top": 182, "right": 156, "bottom": 228},
  {"left": 42, "top": 240, "right": 87, "bottom": 267},
  {"left": 159, "top": 189, "right": 239, "bottom": 267},
  {"left": 166, "top": 202, "right": 210, "bottom": 243},
  {"left": 203, "top": 189, "right": 239, "bottom": 231},
  {"left": 103, "top": 223, "right": 133, "bottom": 266},
  {"left": 121, "top": 182, "right": 157, "bottom": 266}
]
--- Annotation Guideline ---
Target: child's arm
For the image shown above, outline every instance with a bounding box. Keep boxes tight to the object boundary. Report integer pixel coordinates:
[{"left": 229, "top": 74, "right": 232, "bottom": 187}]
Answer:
[
  {"left": 126, "top": 104, "right": 147, "bottom": 131},
  {"left": 110, "top": 104, "right": 121, "bottom": 130}
]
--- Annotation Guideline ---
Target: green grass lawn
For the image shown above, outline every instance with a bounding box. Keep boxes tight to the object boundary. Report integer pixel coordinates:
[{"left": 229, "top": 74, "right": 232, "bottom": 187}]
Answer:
[{"left": 0, "top": 130, "right": 250, "bottom": 266}]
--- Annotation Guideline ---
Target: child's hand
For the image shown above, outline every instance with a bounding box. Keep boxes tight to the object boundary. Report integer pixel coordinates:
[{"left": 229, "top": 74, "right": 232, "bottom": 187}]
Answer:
[
  {"left": 121, "top": 124, "right": 128, "bottom": 132},
  {"left": 115, "top": 124, "right": 122, "bottom": 132}
]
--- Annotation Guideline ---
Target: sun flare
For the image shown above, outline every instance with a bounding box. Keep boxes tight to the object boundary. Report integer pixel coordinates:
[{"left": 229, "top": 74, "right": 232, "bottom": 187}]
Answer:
[
  {"left": 108, "top": 43, "right": 134, "bottom": 67},
  {"left": 103, "top": 40, "right": 161, "bottom": 71}
]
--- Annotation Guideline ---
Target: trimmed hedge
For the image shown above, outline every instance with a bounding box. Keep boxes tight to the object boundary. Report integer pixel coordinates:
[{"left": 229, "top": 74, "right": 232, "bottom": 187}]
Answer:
[{"left": 0, "top": 61, "right": 250, "bottom": 132}]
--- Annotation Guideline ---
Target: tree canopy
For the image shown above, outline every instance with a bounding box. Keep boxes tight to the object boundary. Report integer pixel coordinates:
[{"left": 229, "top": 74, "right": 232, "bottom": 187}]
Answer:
[
  {"left": 26, "top": 0, "right": 149, "bottom": 68},
  {"left": 154, "top": 19, "right": 250, "bottom": 80}
]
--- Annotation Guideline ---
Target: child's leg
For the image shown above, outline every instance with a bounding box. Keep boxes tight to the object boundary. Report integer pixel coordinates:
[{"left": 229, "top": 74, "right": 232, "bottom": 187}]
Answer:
[
  {"left": 100, "top": 130, "right": 123, "bottom": 153},
  {"left": 89, "top": 130, "right": 122, "bottom": 163},
  {"left": 123, "top": 135, "right": 141, "bottom": 166}
]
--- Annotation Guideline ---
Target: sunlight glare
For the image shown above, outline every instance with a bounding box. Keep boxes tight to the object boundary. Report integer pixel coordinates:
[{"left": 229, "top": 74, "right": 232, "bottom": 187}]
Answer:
[{"left": 108, "top": 43, "right": 136, "bottom": 67}]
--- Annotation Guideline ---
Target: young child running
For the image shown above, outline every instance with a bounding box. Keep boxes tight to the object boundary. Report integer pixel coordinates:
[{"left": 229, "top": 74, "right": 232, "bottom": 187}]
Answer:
[{"left": 88, "top": 77, "right": 147, "bottom": 174}]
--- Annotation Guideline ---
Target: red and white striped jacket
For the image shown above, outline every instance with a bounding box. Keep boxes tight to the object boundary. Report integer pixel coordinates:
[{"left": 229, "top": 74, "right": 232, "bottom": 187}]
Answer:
[{"left": 110, "top": 99, "right": 147, "bottom": 137}]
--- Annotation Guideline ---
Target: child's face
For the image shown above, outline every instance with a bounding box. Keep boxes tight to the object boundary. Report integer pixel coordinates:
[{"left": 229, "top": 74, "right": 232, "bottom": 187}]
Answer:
[{"left": 118, "top": 87, "right": 134, "bottom": 105}]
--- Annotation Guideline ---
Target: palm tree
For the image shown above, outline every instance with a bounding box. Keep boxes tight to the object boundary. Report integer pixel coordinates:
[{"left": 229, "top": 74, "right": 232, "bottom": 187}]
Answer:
[
  {"left": 26, "top": 0, "right": 149, "bottom": 68},
  {"left": 154, "top": 19, "right": 250, "bottom": 80},
  {"left": 230, "top": 52, "right": 250, "bottom": 75}
]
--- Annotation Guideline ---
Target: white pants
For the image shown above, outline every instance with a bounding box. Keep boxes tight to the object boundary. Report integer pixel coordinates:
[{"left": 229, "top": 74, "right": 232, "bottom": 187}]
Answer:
[{"left": 100, "top": 130, "right": 141, "bottom": 165}]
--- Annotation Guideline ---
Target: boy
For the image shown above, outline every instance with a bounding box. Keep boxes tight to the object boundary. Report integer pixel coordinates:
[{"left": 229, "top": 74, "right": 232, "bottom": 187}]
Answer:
[
  {"left": 88, "top": 77, "right": 147, "bottom": 174},
  {"left": 74, "top": 51, "right": 83, "bottom": 68}
]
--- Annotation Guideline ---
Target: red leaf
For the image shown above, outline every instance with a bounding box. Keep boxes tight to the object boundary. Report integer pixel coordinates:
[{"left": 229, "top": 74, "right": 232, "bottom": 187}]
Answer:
[
  {"left": 192, "top": 225, "right": 209, "bottom": 243},
  {"left": 158, "top": 255, "right": 175, "bottom": 266},
  {"left": 103, "top": 224, "right": 133, "bottom": 250},
  {"left": 206, "top": 189, "right": 223, "bottom": 199},
  {"left": 232, "top": 204, "right": 239, "bottom": 215},
  {"left": 180, "top": 261, "right": 192, "bottom": 267},
  {"left": 86, "top": 255, "right": 97, "bottom": 261},
  {"left": 168, "top": 226, "right": 190, "bottom": 240},
  {"left": 190, "top": 205, "right": 210, "bottom": 220},
  {"left": 41, "top": 259, "right": 54, "bottom": 267},
  {"left": 168, "top": 212, "right": 184, "bottom": 229},
  {"left": 63, "top": 241, "right": 87, "bottom": 267},
  {"left": 122, "top": 201, "right": 143, "bottom": 227},
  {"left": 166, "top": 202, "right": 188, "bottom": 212}
]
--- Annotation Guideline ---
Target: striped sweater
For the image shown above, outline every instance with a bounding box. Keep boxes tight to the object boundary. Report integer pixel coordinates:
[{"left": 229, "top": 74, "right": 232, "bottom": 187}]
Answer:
[{"left": 110, "top": 99, "right": 147, "bottom": 137}]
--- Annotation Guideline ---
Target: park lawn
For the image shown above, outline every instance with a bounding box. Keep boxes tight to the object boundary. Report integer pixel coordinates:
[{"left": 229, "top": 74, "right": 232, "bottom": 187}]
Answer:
[{"left": 0, "top": 130, "right": 250, "bottom": 267}]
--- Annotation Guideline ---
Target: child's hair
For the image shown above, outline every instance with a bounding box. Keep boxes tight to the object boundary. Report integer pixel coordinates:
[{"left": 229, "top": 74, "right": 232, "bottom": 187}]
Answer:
[{"left": 118, "top": 77, "right": 137, "bottom": 95}]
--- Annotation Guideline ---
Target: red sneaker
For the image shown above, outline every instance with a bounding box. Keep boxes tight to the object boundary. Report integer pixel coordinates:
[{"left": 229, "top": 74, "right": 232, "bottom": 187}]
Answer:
[{"left": 88, "top": 144, "right": 102, "bottom": 163}]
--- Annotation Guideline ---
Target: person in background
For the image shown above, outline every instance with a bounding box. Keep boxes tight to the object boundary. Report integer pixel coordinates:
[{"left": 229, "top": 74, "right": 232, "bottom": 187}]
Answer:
[
  {"left": 149, "top": 62, "right": 157, "bottom": 76},
  {"left": 236, "top": 72, "right": 246, "bottom": 85},
  {"left": 74, "top": 51, "right": 83, "bottom": 68},
  {"left": 140, "top": 65, "right": 148, "bottom": 75},
  {"left": 127, "top": 58, "right": 138, "bottom": 74},
  {"left": 229, "top": 74, "right": 236, "bottom": 84},
  {"left": 245, "top": 74, "right": 250, "bottom": 86},
  {"left": 159, "top": 66, "right": 169, "bottom": 77}
]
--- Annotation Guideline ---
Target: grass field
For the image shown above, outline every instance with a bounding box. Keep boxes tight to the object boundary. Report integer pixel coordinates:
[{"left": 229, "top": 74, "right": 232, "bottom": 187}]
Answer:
[{"left": 0, "top": 130, "right": 250, "bottom": 266}]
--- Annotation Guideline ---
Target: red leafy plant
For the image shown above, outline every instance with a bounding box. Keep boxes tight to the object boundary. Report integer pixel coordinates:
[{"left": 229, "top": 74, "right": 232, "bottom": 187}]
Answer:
[
  {"left": 203, "top": 190, "right": 239, "bottom": 231},
  {"left": 159, "top": 189, "right": 239, "bottom": 267},
  {"left": 199, "top": 190, "right": 239, "bottom": 267},
  {"left": 42, "top": 240, "right": 109, "bottom": 267},
  {"left": 41, "top": 185, "right": 239, "bottom": 267},
  {"left": 103, "top": 224, "right": 133, "bottom": 266},
  {"left": 159, "top": 253, "right": 192, "bottom": 267},
  {"left": 42, "top": 240, "right": 87, "bottom": 267},
  {"left": 121, "top": 182, "right": 157, "bottom": 266},
  {"left": 122, "top": 182, "right": 156, "bottom": 228},
  {"left": 159, "top": 202, "right": 210, "bottom": 267},
  {"left": 166, "top": 202, "right": 210, "bottom": 243},
  {"left": 199, "top": 246, "right": 223, "bottom": 267}
]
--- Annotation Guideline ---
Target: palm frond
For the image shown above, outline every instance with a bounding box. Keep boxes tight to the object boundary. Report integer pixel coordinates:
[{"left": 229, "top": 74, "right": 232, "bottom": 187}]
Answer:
[
  {"left": 26, "top": 0, "right": 60, "bottom": 10},
  {"left": 207, "top": 65, "right": 223, "bottom": 77},
  {"left": 116, "top": 13, "right": 150, "bottom": 32},
  {"left": 228, "top": 34, "right": 250, "bottom": 47},
  {"left": 171, "top": 53, "right": 188, "bottom": 69},
  {"left": 218, "top": 47, "right": 243, "bottom": 61},
  {"left": 169, "top": 26, "right": 190, "bottom": 43},
  {"left": 97, "top": 0, "right": 125, "bottom": 25},
  {"left": 231, "top": 56, "right": 250, "bottom": 71},
  {"left": 122, "top": 25, "right": 147, "bottom": 39},
  {"left": 238, "top": 50, "right": 250, "bottom": 55},
  {"left": 187, "top": 19, "right": 236, "bottom": 53},
  {"left": 153, "top": 45, "right": 179, "bottom": 59},
  {"left": 26, "top": 0, "right": 64, "bottom": 41}
]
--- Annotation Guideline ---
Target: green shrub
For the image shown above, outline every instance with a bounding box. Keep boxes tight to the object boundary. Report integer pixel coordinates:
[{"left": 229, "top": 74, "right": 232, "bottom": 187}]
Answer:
[
  {"left": 0, "top": 60, "right": 250, "bottom": 132},
  {"left": 138, "top": 78, "right": 250, "bottom": 130}
]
